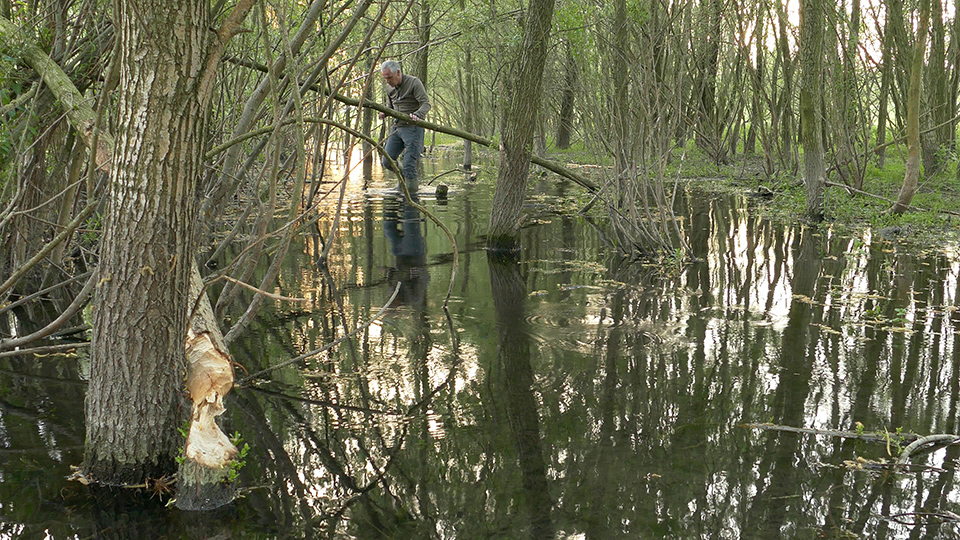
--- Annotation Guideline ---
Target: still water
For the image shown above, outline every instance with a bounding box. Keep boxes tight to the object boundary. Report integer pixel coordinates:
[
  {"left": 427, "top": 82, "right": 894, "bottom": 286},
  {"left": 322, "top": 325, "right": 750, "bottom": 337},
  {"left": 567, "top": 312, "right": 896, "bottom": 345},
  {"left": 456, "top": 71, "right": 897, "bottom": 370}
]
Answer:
[{"left": 4, "top": 155, "right": 960, "bottom": 538}]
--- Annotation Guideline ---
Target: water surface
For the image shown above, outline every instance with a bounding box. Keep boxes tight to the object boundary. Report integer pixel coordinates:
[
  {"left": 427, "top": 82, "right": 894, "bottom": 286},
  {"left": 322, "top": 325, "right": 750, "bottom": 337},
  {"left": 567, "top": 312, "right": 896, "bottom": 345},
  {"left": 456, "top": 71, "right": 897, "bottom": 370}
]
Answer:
[{"left": 3, "top": 155, "right": 960, "bottom": 539}]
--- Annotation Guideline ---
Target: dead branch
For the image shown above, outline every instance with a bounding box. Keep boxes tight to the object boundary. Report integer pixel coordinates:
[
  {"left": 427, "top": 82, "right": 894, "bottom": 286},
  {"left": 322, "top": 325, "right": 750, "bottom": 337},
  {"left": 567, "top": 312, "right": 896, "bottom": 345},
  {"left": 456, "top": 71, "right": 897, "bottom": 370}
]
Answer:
[{"left": 0, "top": 273, "right": 96, "bottom": 351}]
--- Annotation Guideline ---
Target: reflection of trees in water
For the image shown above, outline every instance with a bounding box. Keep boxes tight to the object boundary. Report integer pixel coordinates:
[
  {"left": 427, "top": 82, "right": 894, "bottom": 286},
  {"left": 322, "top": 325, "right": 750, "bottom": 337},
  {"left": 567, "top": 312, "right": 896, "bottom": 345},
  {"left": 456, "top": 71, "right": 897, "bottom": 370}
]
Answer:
[
  {"left": 488, "top": 254, "right": 553, "bottom": 539},
  {"left": 50, "top": 189, "right": 960, "bottom": 537},
  {"left": 32, "top": 189, "right": 960, "bottom": 537}
]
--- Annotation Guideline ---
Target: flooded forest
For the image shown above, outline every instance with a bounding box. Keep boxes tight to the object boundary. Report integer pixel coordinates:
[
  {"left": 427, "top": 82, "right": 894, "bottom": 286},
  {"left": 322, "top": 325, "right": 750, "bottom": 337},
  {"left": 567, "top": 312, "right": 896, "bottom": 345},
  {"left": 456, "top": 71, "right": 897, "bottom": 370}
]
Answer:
[{"left": 4, "top": 0, "right": 960, "bottom": 537}]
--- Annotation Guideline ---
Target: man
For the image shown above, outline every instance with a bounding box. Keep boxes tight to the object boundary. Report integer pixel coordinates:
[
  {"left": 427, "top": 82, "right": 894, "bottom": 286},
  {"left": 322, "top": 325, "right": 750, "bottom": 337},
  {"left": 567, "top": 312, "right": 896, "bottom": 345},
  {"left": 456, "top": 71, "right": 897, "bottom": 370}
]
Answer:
[{"left": 380, "top": 60, "right": 431, "bottom": 194}]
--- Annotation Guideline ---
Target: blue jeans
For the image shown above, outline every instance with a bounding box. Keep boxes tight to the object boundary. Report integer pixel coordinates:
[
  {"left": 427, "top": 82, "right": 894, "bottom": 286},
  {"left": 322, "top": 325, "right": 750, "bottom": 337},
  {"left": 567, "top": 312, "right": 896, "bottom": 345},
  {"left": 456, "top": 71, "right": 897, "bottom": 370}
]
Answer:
[{"left": 382, "top": 125, "right": 424, "bottom": 191}]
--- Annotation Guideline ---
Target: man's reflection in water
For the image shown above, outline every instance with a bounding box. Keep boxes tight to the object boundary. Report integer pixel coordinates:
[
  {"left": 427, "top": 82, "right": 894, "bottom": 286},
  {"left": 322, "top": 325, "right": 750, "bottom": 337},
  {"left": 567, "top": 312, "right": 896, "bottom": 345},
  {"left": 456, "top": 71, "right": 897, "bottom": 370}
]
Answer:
[
  {"left": 376, "top": 198, "right": 436, "bottom": 539},
  {"left": 383, "top": 197, "right": 429, "bottom": 311}
]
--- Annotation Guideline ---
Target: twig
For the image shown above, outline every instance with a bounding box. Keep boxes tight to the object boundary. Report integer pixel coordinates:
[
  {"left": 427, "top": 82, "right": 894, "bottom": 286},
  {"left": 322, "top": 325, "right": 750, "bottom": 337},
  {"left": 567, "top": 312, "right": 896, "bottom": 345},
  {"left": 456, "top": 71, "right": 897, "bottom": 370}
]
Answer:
[
  {"left": 741, "top": 422, "right": 921, "bottom": 444},
  {"left": 0, "top": 271, "right": 92, "bottom": 315},
  {"left": 245, "top": 386, "right": 401, "bottom": 415},
  {"left": 0, "top": 273, "right": 96, "bottom": 351},
  {"left": 237, "top": 282, "right": 402, "bottom": 385},
  {"left": 882, "top": 511, "right": 960, "bottom": 525},
  {"left": 0, "top": 342, "right": 89, "bottom": 358},
  {"left": 220, "top": 275, "right": 311, "bottom": 303},
  {"left": 0, "top": 202, "right": 97, "bottom": 299}
]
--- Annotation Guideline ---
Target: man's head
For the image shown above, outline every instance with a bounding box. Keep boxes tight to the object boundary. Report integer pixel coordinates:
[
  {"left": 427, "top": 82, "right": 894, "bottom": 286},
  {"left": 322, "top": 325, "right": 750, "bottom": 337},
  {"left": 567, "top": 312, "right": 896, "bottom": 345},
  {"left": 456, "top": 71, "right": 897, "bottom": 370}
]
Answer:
[{"left": 381, "top": 60, "right": 402, "bottom": 87}]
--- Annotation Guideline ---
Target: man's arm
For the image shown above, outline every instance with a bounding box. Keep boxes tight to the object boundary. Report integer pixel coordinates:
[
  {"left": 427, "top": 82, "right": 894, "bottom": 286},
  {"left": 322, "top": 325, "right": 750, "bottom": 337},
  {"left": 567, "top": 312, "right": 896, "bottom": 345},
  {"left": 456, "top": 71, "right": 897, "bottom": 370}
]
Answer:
[{"left": 412, "top": 78, "right": 431, "bottom": 120}]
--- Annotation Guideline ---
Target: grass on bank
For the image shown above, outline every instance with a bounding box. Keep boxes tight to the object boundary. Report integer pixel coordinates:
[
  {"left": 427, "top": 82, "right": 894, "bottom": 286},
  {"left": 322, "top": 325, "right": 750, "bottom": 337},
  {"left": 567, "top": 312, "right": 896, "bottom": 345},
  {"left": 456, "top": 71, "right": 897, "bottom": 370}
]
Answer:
[{"left": 432, "top": 136, "right": 960, "bottom": 245}]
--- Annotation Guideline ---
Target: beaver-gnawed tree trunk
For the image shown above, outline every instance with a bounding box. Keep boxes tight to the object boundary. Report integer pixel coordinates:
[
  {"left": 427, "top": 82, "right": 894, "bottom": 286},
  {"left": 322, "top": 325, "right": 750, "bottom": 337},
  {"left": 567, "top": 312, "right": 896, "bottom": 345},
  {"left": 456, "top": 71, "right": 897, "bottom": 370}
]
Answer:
[
  {"left": 82, "top": 0, "right": 214, "bottom": 485},
  {"left": 487, "top": 0, "right": 557, "bottom": 251}
]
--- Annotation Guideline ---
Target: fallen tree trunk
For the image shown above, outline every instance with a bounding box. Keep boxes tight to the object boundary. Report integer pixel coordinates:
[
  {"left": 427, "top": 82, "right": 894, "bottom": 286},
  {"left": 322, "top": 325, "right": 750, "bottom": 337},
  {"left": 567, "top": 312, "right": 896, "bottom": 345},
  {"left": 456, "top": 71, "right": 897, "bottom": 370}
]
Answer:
[{"left": 217, "top": 54, "right": 598, "bottom": 193}]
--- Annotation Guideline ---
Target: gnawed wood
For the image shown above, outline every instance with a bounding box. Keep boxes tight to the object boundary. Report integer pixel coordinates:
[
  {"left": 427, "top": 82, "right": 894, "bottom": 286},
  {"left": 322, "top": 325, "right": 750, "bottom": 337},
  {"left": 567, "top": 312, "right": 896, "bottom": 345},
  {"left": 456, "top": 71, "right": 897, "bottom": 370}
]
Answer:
[
  {"left": 183, "top": 330, "right": 236, "bottom": 468},
  {"left": 175, "top": 264, "right": 238, "bottom": 511}
]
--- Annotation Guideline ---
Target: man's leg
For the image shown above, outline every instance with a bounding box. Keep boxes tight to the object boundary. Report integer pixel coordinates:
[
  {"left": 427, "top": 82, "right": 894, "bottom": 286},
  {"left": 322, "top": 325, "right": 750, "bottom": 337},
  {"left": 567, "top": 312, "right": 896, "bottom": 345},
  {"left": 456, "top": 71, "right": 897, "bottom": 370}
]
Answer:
[
  {"left": 382, "top": 129, "right": 404, "bottom": 186},
  {"left": 398, "top": 126, "right": 424, "bottom": 192}
]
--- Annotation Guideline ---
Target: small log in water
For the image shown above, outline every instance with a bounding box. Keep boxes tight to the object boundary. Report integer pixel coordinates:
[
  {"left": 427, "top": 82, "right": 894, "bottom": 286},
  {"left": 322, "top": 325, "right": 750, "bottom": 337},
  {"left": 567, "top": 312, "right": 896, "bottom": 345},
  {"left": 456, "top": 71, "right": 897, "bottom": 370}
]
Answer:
[{"left": 739, "top": 422, "right": 924, "bottom": 444}]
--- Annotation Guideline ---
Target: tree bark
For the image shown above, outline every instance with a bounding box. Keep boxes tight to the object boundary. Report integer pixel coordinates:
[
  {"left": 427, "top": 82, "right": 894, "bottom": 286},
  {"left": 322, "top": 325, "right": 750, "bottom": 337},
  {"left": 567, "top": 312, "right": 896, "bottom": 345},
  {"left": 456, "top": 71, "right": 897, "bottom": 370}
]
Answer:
[
  {"left": 923, "top": 0, "right": 949, "bottom": 176},
  {"left": 83, "top": 0, "right": 224, "bottom": 485},
  {"left": 462, "top": 47, "right": 475, "bottom": 170},
  {"left": 555, "top": 43, "right": 576, "bottom": 150},
  {"left": 799, "top": 0, "right": 826, "bottom": 220},
  {"left": 487, "top": 0, "right": 557, "bottom": 251},
  {"left": 694, "top": 0, "right": 725, "bottom": 163},
  {"left": 891, "top": 0, "right": 931, "bottom": 214},
  {"left": 773, "top": 1, "right": 796, "bottom": 171},
  {"left": 412, "top": 0, "right": 431, "bottom": 84}
]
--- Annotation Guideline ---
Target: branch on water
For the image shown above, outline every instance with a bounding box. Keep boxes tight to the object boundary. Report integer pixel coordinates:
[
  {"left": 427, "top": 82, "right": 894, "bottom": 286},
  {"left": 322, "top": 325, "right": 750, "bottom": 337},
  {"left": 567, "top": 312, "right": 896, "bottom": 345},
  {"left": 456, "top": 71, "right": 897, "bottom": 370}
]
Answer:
[
  {"left": 740, "top": 422, "right": 924, "bottom": 445},
  {"left": 896, "top": 434, "right": 960, "bottom": 468}
]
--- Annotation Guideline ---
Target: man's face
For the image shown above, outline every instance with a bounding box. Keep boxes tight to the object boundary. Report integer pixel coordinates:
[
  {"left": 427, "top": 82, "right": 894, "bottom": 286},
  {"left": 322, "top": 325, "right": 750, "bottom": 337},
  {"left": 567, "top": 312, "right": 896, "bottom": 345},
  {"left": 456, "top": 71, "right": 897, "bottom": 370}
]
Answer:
[{"left": 382, "top": 69, "right": 402, "bottom": 87}]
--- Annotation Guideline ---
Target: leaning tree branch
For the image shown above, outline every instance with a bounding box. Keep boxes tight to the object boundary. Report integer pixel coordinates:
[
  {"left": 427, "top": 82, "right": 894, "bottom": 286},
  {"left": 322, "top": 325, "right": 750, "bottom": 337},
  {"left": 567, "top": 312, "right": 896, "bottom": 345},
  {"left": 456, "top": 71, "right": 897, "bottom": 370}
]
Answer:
[
  {"left": 825, "top": 181, "right": 960, "bottom": 217},
  {"left": 0, "top": 16, "right": 114, "bottom": 173},
  {"left": 0, "top": 202, "right": 97, "bottom": 299},
  {"left": 212, "top": 55, "right": 598, "bottom": 192},
  {"left": 0, "top": 273, "right": 96, "bottom": 351}
]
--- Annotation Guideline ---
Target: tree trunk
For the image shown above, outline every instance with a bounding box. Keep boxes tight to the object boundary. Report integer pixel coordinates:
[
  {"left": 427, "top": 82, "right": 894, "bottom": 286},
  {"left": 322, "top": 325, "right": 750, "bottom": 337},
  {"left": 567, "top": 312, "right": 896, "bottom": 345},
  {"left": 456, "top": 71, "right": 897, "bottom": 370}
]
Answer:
[
  {"left": 463, "top": 47, "right": 474, "bottom": 170},
  {"left": 799, "top": 0, "right": 826, "bottom": 220},
  {"left": 556, "top": 43, "right": 576, "bottom": 150},
  {"left": 876, "top": 8, "right": 895, "bottom": 167},
  {"left": 832, "top": 0, "right": 866, "bottom": 189},
  {"left": 774, "top": 1, "right": 796, "bottom": 171},
  {"left": 362, "top": 56, "right": 375, "bottom": 182},
  {"left": 487, "top": 0, "right": 557, "bottom": 250},
  {"left": 83, "top": 0, "right": 214, "bottom": 485},
  {"left": 891, "top": 0, "right": 931, "bottom": 214},
  {"left": 412, "top": 0, "right": 431, "bottom": 84},
  {"left": 694, "top": 0, "right": 725, "bottom": 163},
  {"left": 923, "top": 0, "right": 949, "bottom": 176}
]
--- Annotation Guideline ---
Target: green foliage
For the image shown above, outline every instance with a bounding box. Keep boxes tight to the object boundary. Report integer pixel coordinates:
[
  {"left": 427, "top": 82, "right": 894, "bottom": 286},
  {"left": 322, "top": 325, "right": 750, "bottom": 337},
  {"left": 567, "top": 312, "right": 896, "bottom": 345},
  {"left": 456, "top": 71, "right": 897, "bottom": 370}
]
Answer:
[
  {"left": 80, "top": 212, "right": 102, "bottom": 244},
  {"left": 225, "top": 432, "right": 250, "bottom": 484},
  {"left": 178, "top": 420, "right": 190, "bottom": 439},
  {"left": 756, "top": 148, "right": 960, "bottom": 243}
]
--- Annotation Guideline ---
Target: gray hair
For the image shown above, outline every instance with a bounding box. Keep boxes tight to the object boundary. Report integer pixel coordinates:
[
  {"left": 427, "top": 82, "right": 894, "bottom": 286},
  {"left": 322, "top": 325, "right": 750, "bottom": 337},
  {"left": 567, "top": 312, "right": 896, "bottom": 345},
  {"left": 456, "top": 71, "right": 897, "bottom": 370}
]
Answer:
[{"left": 380, "top": 60, "right": 401, "bottom": 75}]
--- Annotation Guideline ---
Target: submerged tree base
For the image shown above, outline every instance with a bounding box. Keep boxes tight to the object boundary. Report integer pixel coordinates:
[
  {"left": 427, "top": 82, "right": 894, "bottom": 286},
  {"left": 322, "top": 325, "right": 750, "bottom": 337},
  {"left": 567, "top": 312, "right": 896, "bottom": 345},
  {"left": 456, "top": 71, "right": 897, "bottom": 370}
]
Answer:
[
  {"left": 485, "top": 235, "right": 522, "bottom": 255},
  {"left": 174, "top": 460, "right": 236, "bottom": 511},
  {"left": 73, "top": 458, "right": 176, "bottom": 489}
]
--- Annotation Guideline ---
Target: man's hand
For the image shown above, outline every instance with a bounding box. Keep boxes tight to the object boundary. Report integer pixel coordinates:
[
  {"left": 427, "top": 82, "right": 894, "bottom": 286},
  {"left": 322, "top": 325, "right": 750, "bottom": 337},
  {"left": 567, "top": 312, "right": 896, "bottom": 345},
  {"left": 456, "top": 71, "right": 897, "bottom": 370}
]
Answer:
[
  {"left": 379, "top": 111, "right": 385, "bottom": 119},
  {"left": 410, "top": 114, "right": 419, "bottom": 122}
]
